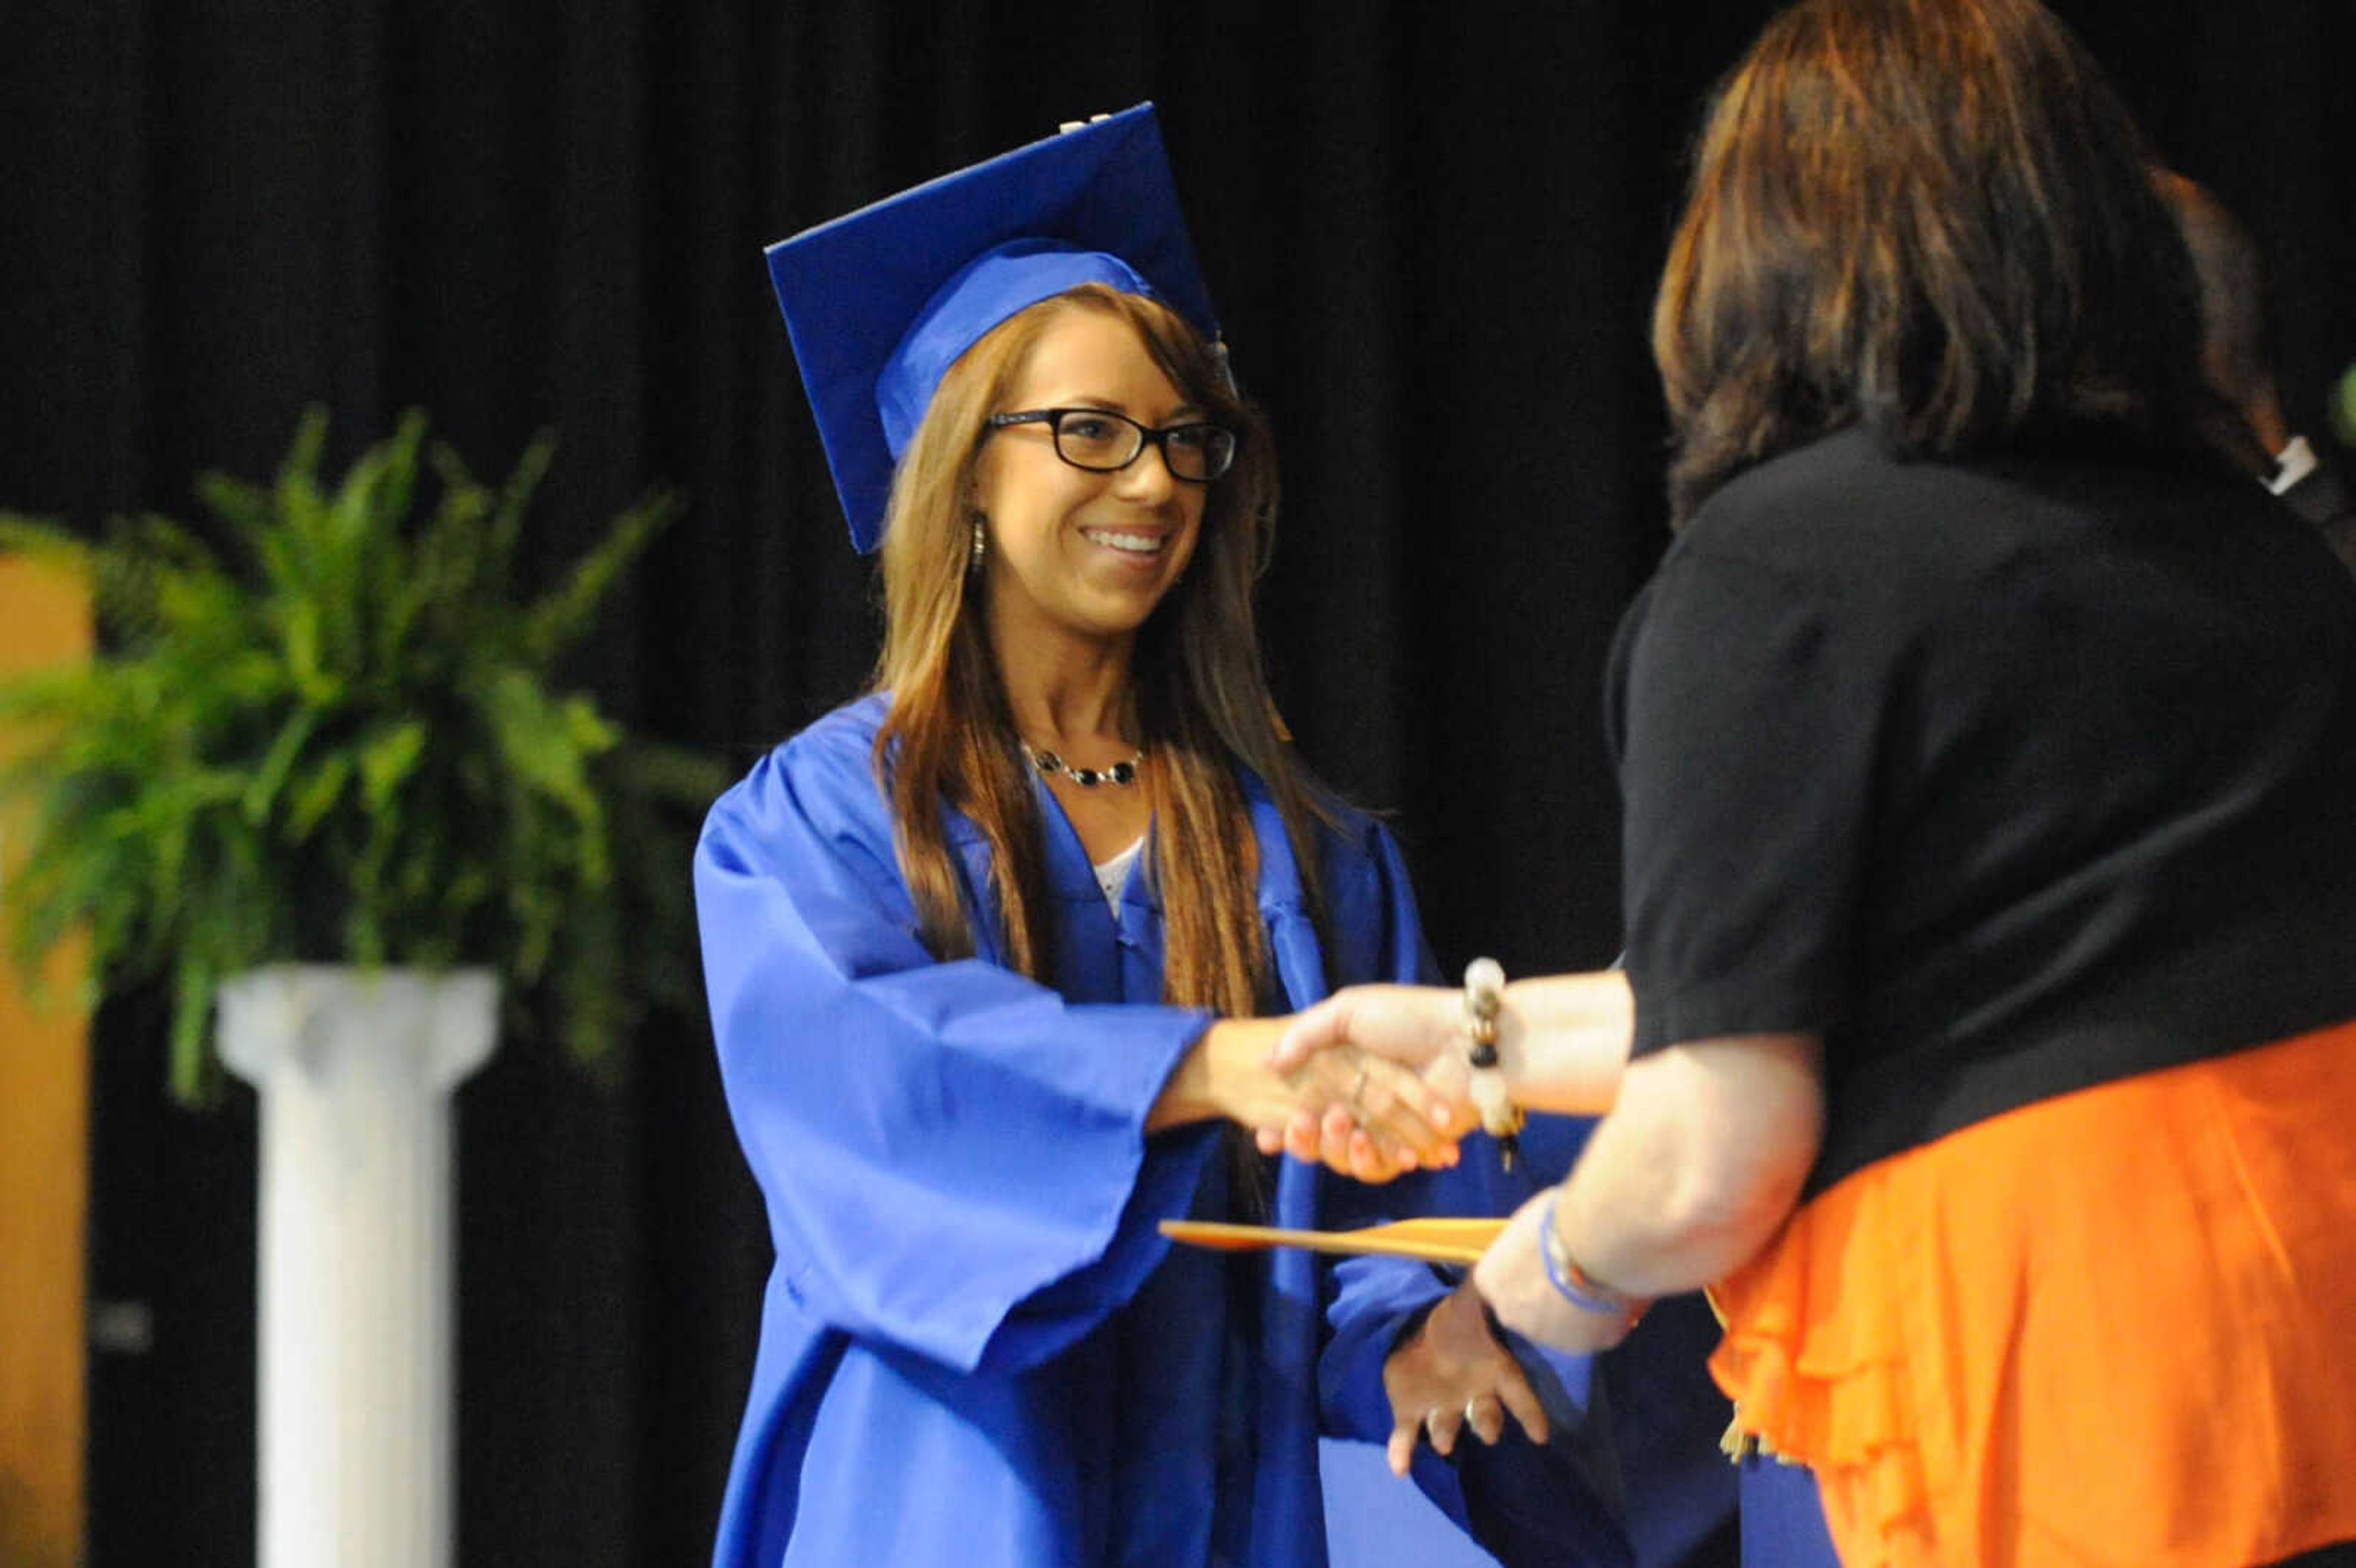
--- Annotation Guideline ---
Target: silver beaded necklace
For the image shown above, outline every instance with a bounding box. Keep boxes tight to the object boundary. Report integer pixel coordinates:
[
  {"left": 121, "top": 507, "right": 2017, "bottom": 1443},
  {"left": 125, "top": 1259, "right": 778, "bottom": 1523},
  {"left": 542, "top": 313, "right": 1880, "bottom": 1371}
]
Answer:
[{"left": 1023, "top": 742, "right": 1144, "bottom": 789}]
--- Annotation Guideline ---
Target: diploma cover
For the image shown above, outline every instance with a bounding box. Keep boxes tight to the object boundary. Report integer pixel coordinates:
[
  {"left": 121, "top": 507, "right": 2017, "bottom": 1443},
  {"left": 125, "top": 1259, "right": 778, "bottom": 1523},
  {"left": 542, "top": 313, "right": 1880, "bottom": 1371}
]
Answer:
[{"left": 1159, "top": 1216, "right": 1509, "bottom": 1266}]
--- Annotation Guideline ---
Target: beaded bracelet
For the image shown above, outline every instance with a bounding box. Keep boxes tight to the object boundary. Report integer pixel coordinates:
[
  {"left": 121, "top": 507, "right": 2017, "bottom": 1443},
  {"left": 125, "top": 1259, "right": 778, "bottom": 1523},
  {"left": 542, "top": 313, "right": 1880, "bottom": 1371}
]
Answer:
[
  {"left": 1463, "top": 957, "right": 1525, "bottom": 1170},
  {"left": 1538, "top": 1191, "right": 1649, "bottom": 1328}
]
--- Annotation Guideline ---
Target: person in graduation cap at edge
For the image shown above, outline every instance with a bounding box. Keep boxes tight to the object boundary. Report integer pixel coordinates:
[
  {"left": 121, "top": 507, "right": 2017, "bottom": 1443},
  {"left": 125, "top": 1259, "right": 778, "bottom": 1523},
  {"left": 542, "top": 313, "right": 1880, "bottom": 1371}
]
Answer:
[{"left": 695, "top": 106, "right": 1674, "bottom": 1568}]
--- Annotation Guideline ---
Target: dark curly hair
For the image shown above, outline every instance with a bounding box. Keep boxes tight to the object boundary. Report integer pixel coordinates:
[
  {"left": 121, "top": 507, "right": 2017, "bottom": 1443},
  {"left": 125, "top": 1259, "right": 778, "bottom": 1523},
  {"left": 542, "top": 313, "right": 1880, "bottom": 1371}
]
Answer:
[{"left": 1651, "top": 0, "right": 2251, "bottom": 526}]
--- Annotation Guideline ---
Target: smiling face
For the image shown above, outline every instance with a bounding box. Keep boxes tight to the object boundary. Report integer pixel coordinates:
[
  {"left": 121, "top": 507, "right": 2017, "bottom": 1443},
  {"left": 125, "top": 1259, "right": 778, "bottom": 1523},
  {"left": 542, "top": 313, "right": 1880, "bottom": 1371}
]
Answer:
[{"left": 970, "top": 302, "right": 1209, "bottom": 657}]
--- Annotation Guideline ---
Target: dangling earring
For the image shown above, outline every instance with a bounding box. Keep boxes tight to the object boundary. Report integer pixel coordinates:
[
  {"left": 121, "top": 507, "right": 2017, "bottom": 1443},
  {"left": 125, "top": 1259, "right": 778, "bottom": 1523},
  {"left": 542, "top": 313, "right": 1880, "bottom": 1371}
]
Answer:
[{"left": 969, "top": 513, "right": 988, "bottom": 575}]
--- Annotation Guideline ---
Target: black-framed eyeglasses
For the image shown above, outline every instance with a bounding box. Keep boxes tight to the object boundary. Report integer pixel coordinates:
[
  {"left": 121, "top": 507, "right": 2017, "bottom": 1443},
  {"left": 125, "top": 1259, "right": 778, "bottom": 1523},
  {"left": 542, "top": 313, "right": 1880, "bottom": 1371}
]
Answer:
[{"left": 982, "top": 408, "right": 1238, "bottom": 483}]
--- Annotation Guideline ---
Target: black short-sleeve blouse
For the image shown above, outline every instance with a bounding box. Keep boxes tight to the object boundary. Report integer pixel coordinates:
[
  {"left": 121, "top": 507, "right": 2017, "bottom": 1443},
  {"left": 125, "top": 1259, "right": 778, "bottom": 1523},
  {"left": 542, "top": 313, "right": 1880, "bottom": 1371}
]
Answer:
[{"left": 1608, "top": 428, "right": 2356, "bottom": 1193}]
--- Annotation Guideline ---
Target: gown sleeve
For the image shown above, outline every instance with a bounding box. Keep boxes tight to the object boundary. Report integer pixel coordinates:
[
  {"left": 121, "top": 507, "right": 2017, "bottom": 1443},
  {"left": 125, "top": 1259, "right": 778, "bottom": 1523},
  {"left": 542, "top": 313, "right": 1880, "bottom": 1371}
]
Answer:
[
  {"left": 1306, "top": 822, "right": 1638, "bottom": 1566},
  {"left": 693, "top": 720, "right": 1218, "bottom": 1378},
  {"left": 1314, "top": 1134, "right": 1638, "bottom": 1568}
]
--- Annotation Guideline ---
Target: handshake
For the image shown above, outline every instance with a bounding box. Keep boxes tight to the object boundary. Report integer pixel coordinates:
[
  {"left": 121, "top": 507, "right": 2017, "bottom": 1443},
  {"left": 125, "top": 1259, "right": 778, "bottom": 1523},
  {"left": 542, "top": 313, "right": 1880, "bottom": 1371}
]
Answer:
[
  {"left": 1228, "top": 969, "right": 1633, "bottom": 1185},
  {"left": 1250, "top": 983, "right": 1492, "bottom": 1183},
  {"left": 1228, "top": 966, "right": 1643, "bottom": 1475}
]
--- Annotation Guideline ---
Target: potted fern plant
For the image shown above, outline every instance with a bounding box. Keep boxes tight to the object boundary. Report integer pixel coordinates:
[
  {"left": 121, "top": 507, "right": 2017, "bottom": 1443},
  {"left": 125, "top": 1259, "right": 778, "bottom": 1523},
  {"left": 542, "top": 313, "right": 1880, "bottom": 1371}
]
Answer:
[{"left": 0, "top": 409, "right": 722, "bottom": 1568}]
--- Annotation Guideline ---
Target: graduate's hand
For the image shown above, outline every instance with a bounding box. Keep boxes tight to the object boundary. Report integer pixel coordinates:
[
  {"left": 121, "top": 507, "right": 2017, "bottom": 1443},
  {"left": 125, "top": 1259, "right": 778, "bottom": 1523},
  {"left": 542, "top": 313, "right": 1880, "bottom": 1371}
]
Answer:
[
  {"left": 1258, "top": 986, "right": 1478, "bottom": 1168},
  {"left": 1258, "top": 1044, "right": 1459, "bottom": 1181},
  {"left": 1380, "top": 1278, "right": 1550, "bottom": 1477},
  {"left": 1171, "top": 1023, "right": 1450, "bottom": 1180}
]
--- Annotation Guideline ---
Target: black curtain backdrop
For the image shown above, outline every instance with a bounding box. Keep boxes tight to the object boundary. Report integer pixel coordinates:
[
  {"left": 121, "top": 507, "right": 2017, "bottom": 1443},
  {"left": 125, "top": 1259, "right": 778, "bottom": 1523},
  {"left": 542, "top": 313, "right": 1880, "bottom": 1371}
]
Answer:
[{"left": 3, "top": 3, "right": 2349, "bottom": 1564}]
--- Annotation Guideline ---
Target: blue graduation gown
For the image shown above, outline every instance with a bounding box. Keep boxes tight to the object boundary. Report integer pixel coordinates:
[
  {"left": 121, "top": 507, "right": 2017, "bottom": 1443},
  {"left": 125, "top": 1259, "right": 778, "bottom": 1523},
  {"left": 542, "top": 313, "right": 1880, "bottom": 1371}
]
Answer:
[
  {"left": 695, "top": 694, "right": 1657, "bottom": 1567},
  {"left": 695, "top": 695, "right": 1401, "bottom": 1567}
]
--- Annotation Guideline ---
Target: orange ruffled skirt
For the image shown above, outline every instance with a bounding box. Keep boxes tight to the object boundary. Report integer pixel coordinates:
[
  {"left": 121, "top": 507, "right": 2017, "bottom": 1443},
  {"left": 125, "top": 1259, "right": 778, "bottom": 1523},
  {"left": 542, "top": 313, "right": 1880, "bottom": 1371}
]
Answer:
[{"left": 1711, "top": 1018, "right": 2356, "bottom": 1568}]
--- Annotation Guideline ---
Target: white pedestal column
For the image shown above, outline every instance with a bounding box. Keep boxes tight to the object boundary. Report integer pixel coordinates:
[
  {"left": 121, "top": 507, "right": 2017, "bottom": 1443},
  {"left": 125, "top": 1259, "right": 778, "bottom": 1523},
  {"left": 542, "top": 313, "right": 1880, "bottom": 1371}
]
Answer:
[{"left": 217, "top": 964, "right": 499, "bottom": 1568}]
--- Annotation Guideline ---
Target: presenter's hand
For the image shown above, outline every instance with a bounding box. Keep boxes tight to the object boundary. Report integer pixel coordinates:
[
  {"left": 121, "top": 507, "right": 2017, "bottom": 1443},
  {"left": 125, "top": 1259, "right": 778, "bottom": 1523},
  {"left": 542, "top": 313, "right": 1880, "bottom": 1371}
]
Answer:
[
  {"left": 1269, "top": 983, "right": 1468, "bottom": 1077},
  {"left": 1380, "top": 1280, "right": 1550, "bottom": 1476}
]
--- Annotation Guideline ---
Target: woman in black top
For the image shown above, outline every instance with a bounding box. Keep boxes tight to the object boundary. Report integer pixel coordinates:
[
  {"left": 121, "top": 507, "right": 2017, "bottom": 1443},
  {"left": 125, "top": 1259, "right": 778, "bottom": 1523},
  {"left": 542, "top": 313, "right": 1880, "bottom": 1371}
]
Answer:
[{"left": 1274, "top": 1, "right": 2356, "bottom": 1563}]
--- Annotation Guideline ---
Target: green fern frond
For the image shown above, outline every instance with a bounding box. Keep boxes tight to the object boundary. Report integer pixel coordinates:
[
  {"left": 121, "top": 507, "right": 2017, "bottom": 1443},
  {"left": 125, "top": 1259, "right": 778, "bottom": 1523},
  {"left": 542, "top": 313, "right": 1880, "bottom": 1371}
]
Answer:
[
  {"left": 480, "top": 431, "right": 555, "bottom": 594},
  {"left": 521, "top": 490, "right": 681, "bottom": 664},
  {"left": 0, "top": 408, "right": 714, "bottom": 1103}
]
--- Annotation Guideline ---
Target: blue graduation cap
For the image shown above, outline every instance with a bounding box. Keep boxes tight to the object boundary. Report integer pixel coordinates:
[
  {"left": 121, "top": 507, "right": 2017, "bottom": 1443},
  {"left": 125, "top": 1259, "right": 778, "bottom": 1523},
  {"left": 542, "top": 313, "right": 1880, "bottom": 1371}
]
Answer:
[{"left": 764, "top": 103, "right": 1220, "bottom": 552}]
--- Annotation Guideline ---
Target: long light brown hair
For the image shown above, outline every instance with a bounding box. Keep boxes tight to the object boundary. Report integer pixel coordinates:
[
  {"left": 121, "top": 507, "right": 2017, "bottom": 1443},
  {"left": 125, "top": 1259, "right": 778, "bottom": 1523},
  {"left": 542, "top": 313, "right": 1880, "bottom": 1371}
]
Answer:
[
  {"left": 1651, "top": 0, "right": 2250, "bottom": 527},
  {"left": 871, "top": 283, "right": 1330, "bottom": 1016}
]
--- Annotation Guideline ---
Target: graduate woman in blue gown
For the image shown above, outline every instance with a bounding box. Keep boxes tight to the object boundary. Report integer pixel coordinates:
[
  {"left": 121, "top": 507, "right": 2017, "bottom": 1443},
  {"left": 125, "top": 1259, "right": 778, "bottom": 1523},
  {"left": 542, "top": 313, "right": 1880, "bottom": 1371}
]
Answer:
[{"left": 693, "top": 108, "right": 1604, "bottom": 1568}]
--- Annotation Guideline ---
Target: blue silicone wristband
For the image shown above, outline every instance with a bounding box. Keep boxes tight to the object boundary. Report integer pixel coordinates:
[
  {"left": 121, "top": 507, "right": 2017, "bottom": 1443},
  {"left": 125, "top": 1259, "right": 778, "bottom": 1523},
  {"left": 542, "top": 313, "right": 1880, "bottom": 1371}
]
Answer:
[{"left": 1538, "top": 1191, "right": 1639, "bottom": 1316}]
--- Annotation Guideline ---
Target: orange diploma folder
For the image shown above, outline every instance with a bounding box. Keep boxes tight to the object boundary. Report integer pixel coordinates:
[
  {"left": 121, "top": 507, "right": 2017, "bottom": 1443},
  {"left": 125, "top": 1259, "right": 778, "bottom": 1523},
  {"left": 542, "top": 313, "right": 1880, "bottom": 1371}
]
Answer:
[{"left": 1158, "top": 1216, "right": 1509, "bottom": 1266}]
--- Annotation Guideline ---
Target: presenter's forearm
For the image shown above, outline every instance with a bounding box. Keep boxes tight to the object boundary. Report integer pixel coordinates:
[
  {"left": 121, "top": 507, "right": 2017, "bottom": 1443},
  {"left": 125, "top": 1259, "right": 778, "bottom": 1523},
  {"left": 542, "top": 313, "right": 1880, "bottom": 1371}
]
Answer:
[{"left": 1496, "top": 970, "right": 1633, "bottom": 1116}]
